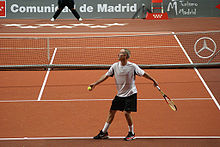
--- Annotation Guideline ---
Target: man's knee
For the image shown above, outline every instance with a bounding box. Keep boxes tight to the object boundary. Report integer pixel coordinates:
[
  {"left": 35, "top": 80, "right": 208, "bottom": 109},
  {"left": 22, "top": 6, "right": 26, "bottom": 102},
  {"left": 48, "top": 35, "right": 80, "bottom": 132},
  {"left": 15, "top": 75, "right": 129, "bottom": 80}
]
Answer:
[
  {"left": 109, "top": 110, "right": 116, "bottom": 116},
  {"left": 107, "top": 110, "right": 116, "bottom": 123},
  {"left": 124, "top": 111, "right": 131, "bottom": 116}
]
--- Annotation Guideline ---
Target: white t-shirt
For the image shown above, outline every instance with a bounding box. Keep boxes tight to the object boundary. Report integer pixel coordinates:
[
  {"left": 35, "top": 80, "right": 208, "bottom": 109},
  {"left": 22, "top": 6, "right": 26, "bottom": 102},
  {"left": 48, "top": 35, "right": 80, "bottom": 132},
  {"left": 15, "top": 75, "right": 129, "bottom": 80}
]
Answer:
[{"left": 106, "top": 61, "right": 145, "bottom": 97}]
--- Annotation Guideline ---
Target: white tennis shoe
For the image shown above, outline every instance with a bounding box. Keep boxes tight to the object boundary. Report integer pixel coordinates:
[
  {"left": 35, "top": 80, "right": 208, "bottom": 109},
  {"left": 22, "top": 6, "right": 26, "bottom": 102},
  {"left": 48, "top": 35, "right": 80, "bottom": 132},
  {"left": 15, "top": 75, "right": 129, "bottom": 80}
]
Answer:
[{"left": 78, "top": 18, "right": 83, "bottom": 21}]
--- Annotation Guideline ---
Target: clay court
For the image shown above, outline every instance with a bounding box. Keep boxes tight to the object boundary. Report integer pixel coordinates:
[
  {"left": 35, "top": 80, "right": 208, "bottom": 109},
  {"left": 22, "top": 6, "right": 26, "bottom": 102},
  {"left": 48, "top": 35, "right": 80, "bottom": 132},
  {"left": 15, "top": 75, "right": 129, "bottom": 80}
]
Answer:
[{"left": 0, "top": 18, "right": 220, "bottom": 147}]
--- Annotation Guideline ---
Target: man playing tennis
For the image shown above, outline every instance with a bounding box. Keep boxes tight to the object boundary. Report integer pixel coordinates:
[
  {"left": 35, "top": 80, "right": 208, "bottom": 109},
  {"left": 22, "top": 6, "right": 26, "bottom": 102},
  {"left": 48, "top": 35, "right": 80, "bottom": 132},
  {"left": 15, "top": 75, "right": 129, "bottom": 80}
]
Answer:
[
  {"left": 89, "top": 49, "right": 158, "bottom": 141},
  {"left": 51, "top": 0, "right": 82, "bottom": 21}
]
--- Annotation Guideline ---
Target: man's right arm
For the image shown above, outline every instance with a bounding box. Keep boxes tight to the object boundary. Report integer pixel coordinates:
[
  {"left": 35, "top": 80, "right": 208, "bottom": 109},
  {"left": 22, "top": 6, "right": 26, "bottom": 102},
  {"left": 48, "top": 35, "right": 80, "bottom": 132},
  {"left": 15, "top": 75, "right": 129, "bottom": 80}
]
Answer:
[{"left": 89, "top": 74, "right": 109, "bottom": 90}]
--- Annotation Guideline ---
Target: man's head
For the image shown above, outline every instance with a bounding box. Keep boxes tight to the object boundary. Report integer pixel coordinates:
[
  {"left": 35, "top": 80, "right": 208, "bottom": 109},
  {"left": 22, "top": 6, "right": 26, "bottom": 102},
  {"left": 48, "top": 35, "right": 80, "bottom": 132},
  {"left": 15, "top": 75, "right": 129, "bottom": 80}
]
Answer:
[{"left": 118, "top": 49, "right": 131, "bottom": 60}]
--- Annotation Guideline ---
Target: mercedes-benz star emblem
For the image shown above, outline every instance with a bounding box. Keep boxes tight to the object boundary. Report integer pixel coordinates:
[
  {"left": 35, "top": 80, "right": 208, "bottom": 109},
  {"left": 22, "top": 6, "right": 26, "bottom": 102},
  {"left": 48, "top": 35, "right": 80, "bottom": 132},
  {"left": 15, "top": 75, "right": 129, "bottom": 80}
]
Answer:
[{"left": 194, "top": 37, "right": 216, "bottom": 59}]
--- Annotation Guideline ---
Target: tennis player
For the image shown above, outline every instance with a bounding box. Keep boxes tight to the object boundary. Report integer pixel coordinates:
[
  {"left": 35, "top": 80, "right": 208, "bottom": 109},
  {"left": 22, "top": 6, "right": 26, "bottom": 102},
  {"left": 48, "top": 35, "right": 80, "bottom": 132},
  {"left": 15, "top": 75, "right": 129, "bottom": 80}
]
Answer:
[
  {"left": 89, "top": 49, "right": 158, "bottom": 141},
  {"left": 51, "top": 0, "right": 82, "bottom": 21}
]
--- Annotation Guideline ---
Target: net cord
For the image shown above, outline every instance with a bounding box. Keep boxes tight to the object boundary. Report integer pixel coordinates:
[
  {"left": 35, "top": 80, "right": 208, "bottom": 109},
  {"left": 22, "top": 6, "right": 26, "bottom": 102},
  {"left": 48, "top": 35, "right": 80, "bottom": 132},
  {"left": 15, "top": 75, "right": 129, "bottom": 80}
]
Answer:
[{"left": 0, "top": 63, "right": 220, "bottom": 71}]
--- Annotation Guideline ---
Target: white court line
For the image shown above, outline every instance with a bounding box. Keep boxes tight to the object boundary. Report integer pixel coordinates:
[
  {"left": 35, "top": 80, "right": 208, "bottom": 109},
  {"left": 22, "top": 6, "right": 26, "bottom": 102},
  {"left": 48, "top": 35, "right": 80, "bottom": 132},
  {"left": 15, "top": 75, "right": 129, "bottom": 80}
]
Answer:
[
  {"left": 0, "top": 32, "right": 174, "bottom": 39},
  {"left": 173, "top": 32, "right": 220, "bottom": 111},
  {"left": 0, "top": 47, "right": 46, "bottom": 50},
  {"left": 37, "top": 48, "right": 57, "bottom": 101},
  {"left": 0, "top": 136, "right": 219, "bottom": 141},
  {"left": 0, "top": 32, "right": 173, "bottom": 35},
  {"left": 57, "top": 46, "right": 179, "bottom": 49},
  {"left": 0, "top": 98, "right": 212, "bottom": 103},
  {"left": 0, "top": 46, "right": 180, "bottom": 50}
]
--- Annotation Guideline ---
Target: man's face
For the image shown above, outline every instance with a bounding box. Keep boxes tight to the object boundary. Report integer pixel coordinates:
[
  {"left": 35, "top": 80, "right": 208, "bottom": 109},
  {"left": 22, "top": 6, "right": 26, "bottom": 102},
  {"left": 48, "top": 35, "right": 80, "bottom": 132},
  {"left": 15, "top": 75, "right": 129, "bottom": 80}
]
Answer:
[{"left": 118, "top": 49, "right": 127, "bottom": 60}]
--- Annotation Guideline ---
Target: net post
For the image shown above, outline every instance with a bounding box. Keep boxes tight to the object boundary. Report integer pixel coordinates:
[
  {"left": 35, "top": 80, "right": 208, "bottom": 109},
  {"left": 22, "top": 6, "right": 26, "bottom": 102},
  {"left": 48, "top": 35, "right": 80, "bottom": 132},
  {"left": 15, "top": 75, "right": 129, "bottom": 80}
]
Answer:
[{"left": 47, "top": 38, "right": 50, "bottom": 64}]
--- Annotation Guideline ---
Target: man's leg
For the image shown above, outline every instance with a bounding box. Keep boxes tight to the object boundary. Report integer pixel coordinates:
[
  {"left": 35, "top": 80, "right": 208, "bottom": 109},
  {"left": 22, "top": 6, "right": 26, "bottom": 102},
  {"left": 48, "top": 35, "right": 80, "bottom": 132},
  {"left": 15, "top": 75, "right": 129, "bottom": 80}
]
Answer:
[
  {"left": 124, "top": 111, "right": 134, "bottom": 133},
  {"left": 52, "top": 6, "right": 65, "bottom": 20},
  {"left": 51, "top": 1, "right": 65, "bottom": 21},
  {"left": 102, "top": 110, "right": 117, "bottom": 133},
  {"left": 124, "top": 111, "right": 135, "bottom": 141},
  {"left": 94, "top": 110, "right": 117, "bottom": 139},
  {"left": 67, "top": 3, "right": 82, "bottom": 20}
]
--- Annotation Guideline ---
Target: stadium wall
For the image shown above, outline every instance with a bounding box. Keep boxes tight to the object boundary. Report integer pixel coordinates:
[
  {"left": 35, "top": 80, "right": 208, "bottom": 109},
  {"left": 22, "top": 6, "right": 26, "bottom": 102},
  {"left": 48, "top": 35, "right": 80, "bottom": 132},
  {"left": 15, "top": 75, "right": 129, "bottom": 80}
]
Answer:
[{"left": 0, "top": 0, "right": 220, "bottom": 19}]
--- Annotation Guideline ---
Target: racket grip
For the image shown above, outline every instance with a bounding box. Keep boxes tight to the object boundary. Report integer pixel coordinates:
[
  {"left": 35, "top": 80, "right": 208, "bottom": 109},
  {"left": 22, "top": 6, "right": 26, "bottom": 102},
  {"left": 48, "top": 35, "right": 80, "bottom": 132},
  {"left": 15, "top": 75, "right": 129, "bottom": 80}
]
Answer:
[{"left": 156, "top": 86, "right": 160, "bottom": 91}]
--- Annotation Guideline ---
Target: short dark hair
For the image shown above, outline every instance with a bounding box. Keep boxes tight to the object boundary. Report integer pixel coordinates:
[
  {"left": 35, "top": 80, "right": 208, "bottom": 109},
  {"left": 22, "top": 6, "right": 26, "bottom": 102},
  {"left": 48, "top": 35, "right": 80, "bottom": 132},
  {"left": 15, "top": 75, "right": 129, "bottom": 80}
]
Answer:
[{"left": 124, "top": 49, "right": 131, "bottom": 59}]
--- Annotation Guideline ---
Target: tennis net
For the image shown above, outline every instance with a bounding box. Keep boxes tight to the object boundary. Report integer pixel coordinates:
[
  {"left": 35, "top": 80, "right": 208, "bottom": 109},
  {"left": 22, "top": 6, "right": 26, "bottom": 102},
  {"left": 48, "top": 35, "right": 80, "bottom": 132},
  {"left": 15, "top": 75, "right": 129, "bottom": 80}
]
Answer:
[{"left": 0, "top": 31, "right": 220, "bottom": 70}]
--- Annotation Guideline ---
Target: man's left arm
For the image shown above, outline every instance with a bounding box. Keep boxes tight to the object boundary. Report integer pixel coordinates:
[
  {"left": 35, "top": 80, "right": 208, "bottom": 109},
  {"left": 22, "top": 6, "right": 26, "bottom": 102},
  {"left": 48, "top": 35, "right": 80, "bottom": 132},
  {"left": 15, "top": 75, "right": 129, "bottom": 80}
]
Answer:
[{"left": 143, "top": 72, "right": 158, "bottom": 87}]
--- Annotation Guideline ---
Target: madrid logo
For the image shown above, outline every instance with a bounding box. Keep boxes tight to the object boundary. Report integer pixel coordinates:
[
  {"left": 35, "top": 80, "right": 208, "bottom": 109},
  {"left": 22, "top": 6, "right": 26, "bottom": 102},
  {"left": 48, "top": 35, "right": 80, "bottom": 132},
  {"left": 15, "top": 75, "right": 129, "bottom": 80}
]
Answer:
[
  {"left": 0, "top": 0, "right": 6, "bottom": 17},
  {"left": 216, "top": 4, "right": 220, "bottom": 10}
]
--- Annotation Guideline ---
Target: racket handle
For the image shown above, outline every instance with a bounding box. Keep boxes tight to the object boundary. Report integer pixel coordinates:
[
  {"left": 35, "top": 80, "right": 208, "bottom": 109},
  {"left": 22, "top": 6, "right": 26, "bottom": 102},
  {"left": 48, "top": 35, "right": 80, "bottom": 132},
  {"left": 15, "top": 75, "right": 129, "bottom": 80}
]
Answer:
[{"left": 156, "top": 86, "right": 160, "bottom": 91}]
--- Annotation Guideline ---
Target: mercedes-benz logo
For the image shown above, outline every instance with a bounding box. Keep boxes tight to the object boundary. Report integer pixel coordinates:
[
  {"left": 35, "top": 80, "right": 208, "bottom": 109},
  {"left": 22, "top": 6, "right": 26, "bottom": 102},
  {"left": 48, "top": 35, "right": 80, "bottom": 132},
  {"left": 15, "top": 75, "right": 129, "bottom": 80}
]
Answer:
[{"left": 194, "top": 37, "right": 216, "bottom": 59}]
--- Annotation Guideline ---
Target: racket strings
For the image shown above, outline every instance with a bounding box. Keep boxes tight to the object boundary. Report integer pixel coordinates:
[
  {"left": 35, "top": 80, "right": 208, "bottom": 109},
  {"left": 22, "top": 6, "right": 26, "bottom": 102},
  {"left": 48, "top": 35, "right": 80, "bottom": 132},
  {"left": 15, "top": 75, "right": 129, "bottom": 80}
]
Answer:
[{"left": 167, "top": 100, "right": 177, "bottom": 111}]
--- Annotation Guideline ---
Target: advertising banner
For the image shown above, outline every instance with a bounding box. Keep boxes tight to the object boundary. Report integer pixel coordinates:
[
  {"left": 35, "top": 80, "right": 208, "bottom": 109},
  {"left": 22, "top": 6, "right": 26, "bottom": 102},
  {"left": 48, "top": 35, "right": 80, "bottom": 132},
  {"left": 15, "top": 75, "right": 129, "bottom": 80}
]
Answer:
[{"left": 1, "top": 0, "right": 220, "bottom": 19}]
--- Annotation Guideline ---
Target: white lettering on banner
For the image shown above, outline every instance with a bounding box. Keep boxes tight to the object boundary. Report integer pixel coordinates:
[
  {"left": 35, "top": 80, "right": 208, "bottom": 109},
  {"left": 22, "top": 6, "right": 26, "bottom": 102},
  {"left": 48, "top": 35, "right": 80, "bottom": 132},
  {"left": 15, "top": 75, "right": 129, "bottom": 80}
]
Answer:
[
  {"left": 180, "top": 1, "right": 198, "bottom": 7},
  {"left": 80, "top": 4, "right": 93, "bottom": 12},
  {"left": 10, "top": 4, "right": 63, "bottom": 13},
  {"left": 11, "top": 4, "right": 18, "bottom": 13},
  {"left": 167, "top": 0, "right": 198, "bottom": 16},
  {"left": 167, "top": 1, "right": 178, "bottom": 15},
  {"left": 179, "top": 8, "right": 196, "bottom": 15},
  {"left": 97, "top": 4, "right": 137, "bottom": 13},
  {"left": 10, "top": 3, "right": 137, "bottom": 14}
]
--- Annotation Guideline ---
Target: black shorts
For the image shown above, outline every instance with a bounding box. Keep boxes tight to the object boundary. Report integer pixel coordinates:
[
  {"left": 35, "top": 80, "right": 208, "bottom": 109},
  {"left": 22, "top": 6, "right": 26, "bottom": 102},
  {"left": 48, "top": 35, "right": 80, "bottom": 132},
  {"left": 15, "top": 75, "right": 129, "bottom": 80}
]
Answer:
[{"left": 110, "top": 93, "right": 137, "bottom": 112}]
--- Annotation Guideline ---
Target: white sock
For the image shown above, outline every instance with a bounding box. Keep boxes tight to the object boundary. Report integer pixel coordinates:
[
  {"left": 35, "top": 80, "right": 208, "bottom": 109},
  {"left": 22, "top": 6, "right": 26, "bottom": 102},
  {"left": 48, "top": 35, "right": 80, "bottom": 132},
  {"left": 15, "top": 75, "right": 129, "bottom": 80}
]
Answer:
[
  {"left": 102, "top": 122, "right": 110, "bottom": 133},
  {"left": 128, "top": 125, "right": 134, "bottom": 134}
]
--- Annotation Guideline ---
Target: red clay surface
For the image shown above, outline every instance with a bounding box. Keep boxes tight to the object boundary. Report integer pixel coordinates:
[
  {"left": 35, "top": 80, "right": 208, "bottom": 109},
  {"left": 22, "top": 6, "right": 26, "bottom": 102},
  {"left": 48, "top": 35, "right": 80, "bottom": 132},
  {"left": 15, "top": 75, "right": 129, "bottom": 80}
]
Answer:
[{"left": 0, "top": 18, "right": 220, "bottom": 147}]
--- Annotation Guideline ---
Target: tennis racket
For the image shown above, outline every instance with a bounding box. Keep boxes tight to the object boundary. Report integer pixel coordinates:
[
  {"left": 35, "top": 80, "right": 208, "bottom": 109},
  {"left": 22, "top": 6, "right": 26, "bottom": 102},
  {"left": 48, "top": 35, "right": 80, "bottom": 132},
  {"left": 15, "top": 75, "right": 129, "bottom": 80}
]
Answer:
[{"left": 156, "top": 86, "right": 177, "bottom": 111}]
